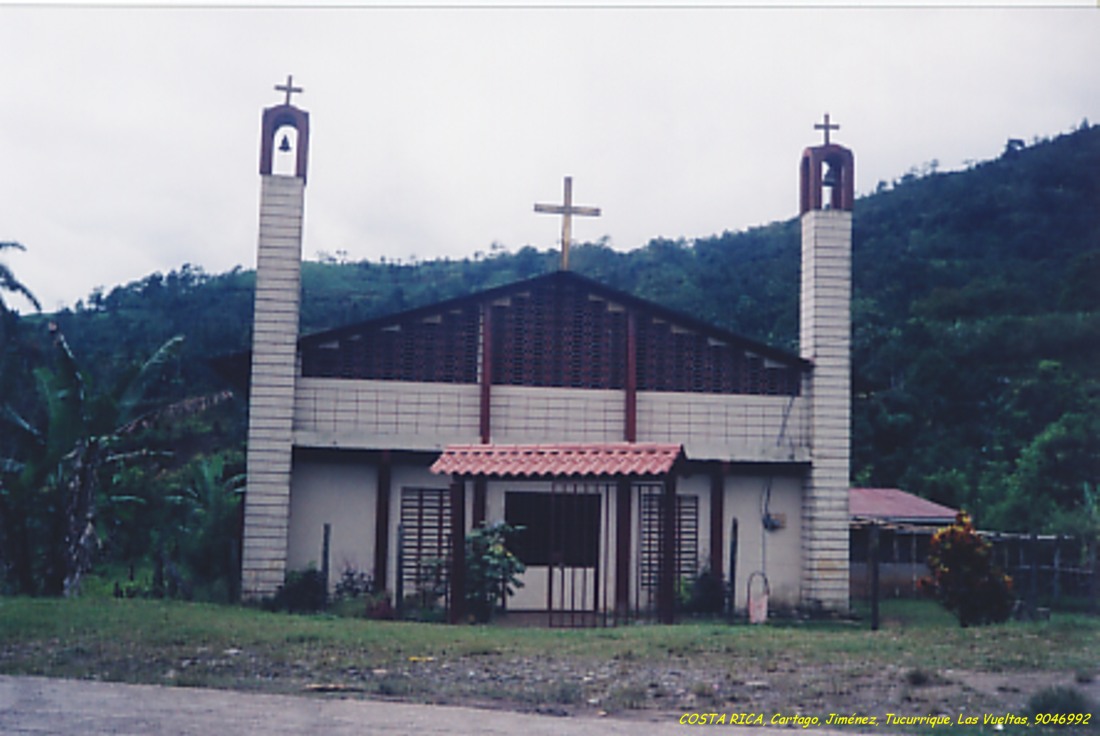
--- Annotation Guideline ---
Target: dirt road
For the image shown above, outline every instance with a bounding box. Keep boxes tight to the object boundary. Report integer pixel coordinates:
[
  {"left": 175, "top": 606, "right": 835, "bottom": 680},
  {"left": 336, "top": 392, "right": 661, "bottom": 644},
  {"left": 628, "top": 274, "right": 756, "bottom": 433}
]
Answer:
[{"left": 0, "top": 674, "right": 853, "bottom": 735}]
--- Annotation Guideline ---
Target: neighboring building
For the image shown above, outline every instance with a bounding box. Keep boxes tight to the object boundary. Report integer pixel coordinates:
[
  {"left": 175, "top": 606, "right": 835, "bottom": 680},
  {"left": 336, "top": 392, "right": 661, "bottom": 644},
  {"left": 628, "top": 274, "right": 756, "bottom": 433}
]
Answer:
[
  {"left": 236, "top": 83, "right": 855, "bottom": 622},
  {"left": 849, "top": 487, "right": 957, "bottom": 598}
]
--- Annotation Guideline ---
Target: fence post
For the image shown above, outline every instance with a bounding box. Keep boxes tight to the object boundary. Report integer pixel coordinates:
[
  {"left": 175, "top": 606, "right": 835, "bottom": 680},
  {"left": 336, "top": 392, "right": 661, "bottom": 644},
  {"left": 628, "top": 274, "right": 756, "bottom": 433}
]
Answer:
[
  {"left": 1052, "top": 536, "right": 1062, "bottom": 605},
  {"left": 321, "top": 523, "right": 331, "bottom": 606},
  {"left": 870, "top": 523, "right": 880, "bottom": 632},
  {"left": 728, "top": 518, "right": 738, "bottom": 621},
  {"left": 1028, "top": 532, "right": 1039, "bottom": 619},
  {"left": 395, "top": 524, "right": 405, "bottom": 615},
  {"left": 1089, "top": 537, "right": 1098, "bottom": 616}
]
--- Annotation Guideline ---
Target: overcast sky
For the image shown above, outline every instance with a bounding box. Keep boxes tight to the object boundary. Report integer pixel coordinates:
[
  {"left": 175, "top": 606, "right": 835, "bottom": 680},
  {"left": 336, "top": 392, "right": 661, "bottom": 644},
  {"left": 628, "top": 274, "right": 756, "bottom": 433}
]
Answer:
[{"left": 1, "top": 2, "right": 1097, "bottom": 313}]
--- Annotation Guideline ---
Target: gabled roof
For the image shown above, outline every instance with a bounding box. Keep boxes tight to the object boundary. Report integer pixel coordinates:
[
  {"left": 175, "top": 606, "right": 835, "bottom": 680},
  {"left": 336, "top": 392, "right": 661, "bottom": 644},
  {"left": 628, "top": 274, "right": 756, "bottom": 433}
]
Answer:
[
  {"left": 431, "top": 442, "right": 685, "bottom": 479},
  {"left": 849, "top": 487, "right": 957, "bottom": 524},
  {"left": 298, "top": 270, "right": 807, "bottom": 370},
  {"left": 215, "top": 269, "right": 810, "bottom": 392}
]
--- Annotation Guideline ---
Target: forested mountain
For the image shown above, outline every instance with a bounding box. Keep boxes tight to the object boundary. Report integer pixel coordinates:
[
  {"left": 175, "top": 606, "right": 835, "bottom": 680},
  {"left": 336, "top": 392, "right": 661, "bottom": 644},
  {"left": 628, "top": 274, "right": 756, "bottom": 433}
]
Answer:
[{"left": 30, "top": 122, "right": 1100, "bottom": 535}]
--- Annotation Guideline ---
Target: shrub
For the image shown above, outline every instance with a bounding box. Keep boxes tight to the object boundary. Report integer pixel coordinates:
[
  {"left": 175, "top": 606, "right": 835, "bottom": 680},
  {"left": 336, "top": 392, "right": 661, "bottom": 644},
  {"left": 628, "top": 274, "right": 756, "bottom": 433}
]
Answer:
[
  {"left": 363, "top": 589, "right": 395, "bottom": 620},
  {"left": 919, "top": 511, "right": 1014, "bottom": 627},
  {"left": 268, "top": 567, "right": 327, "bottom": 613},
  {"left": 464, "top": 521, "right": 525, "bottom": 623},
  {"left": 686, "top": 567, "right": 726, "bottom": 614},
  {"left": 1026, "top": 686, "right": 1092, "bottom": 718},
  {"left": 333, "top": 565, "right": 373, "bottom": 599}
]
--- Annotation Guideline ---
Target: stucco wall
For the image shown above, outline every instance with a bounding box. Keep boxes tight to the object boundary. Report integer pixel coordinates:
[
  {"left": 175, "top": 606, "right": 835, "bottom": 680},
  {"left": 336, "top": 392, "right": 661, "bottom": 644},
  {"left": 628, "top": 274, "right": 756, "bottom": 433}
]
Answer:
[
  {"left": 287, "top": 460, "right": 377, "bottom": 578},
  {"left": 722, "top": 474, "right": 804, "bottom": 610}
]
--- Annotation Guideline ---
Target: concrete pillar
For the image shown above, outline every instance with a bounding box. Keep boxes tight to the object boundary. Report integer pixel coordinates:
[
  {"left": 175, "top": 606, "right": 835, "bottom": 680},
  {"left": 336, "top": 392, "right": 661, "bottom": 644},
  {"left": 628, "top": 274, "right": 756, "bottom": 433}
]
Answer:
[
  {"left": 799, "top": 142, "right": 853, "bottom": 612},
  {"left": 241, "top": 92, "right": 310, "bottom": 600},
  {"left": 241, "top": 174, "right": 305, "bottom": 599}
]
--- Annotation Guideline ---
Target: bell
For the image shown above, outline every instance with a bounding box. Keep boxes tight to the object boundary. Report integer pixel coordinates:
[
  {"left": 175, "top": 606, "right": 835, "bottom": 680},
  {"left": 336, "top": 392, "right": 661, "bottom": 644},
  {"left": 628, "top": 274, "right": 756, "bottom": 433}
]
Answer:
[
  {"left": 279, "top": 134, "right": 292, "bottom": 153},
  {"left": 822, "top": 162, "right": 839, "bottom": 188}
]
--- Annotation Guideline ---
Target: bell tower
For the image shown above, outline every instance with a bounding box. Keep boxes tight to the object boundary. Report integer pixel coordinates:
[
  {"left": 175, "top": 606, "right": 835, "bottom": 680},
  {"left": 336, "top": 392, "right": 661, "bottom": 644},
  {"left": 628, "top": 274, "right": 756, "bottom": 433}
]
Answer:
[
  {"left": 799, "top": 113, "right": 853, "bottom": 611},
  {"left": 241, "top": 76, "right": 309, "bottom": 599}
]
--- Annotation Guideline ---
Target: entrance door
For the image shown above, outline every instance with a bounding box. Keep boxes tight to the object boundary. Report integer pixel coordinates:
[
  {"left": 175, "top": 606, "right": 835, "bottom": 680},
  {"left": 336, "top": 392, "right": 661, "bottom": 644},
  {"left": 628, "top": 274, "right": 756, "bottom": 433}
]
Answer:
[{"left": 505, "top": 482, "right": 612, "bottom": 627}]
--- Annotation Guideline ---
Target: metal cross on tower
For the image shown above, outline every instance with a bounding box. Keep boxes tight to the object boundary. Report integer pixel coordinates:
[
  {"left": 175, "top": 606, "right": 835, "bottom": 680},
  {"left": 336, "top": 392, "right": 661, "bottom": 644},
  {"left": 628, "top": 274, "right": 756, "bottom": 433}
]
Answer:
[
  {"left": 815, "top": 113, "right": 840, "bottom": 146},
  {"left": 534, "top": 176, "right": 601, "bottom": 271},
  {"left": 275, "top": 74, "right": 303, "bottom": 106}
]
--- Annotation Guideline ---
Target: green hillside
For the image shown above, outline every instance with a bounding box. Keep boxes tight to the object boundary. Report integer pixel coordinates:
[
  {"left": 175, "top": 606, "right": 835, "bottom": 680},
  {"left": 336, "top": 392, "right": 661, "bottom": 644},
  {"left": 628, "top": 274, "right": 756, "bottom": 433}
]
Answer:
[{"left": 18, "top": 122, "right": 1100, "bottom": 538}]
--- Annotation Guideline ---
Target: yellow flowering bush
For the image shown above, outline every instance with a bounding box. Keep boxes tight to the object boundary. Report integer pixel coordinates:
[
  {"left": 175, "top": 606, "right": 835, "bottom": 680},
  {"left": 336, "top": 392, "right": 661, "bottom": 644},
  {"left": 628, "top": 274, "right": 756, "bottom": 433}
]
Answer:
[{"left": 919, "top": 511, "right": 1014, "bottom": 627}]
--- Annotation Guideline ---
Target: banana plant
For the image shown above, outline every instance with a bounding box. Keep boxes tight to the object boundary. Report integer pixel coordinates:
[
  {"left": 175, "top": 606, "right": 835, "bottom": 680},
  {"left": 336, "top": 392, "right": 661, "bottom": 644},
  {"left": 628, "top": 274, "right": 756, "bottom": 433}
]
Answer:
[{"left": 0, "top": 324, "right": 186, "bottom": 595}]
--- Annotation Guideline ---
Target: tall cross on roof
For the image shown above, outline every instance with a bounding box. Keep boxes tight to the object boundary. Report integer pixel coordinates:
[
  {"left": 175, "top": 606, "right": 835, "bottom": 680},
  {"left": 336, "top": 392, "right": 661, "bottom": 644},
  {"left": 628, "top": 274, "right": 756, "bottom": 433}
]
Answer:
[
  {"left": 815, "top": 112, "right": 840, "bottom": 146},
  {"left": 275, "top": 74, "right": 303, "bottom": 106},
  {"left": 534, "top": 176, "right": 601, "bottom": 271}
]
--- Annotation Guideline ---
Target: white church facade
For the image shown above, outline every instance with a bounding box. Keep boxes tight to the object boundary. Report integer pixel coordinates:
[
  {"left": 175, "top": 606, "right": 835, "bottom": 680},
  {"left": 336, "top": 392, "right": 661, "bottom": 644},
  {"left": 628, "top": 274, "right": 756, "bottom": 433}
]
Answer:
[{"left": 238, "top": 80, "right": 854, "bottom": 623}]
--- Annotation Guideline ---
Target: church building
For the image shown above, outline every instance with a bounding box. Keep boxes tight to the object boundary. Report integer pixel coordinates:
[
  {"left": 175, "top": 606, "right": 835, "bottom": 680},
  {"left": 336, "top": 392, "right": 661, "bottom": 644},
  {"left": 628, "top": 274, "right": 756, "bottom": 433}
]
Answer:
[{"left": 238, "top": 79, "right": 854, "bottom": 623}]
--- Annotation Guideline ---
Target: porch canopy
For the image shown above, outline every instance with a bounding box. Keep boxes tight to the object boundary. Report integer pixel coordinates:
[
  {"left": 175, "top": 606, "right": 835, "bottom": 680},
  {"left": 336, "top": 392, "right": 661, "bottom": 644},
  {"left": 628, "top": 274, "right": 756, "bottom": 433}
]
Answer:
[
  {"left": 431, "top": 442, "right": 684, "bottom": 478},
  {"left": 431, "top": 442, "right": 685, "bottom": 624}
]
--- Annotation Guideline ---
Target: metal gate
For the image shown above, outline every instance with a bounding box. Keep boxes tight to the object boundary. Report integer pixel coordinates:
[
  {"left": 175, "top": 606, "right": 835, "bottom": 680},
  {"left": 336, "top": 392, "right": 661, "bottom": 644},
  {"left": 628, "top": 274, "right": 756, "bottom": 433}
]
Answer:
[
  {"left": 548, "top": 481, "right": 613, "bottom": 627},
  {"left": 397, "top": 487, "right": 451, "bottom": 613},
  {"left": 504, "top": 482, "right": 614, "bottom": 627},
  {"left": 637, "top": 484, "right": 699, "bottom": 615}
]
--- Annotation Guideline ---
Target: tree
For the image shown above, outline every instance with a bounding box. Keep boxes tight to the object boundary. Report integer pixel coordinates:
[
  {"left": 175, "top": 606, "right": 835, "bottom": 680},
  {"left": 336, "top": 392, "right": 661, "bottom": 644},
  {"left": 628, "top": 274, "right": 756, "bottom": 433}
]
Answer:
[
  {"left": 462, "top": 522, "right": 525, "bottom": 623},
  {"left": 0, "top": 325, "right": 186, "bottom": 595},
  {"left": 996, "top": 411, "right": 1100, "bottom": 534},
  {"left": 172, "top": 454, "right": 245, "bottom": 601}
]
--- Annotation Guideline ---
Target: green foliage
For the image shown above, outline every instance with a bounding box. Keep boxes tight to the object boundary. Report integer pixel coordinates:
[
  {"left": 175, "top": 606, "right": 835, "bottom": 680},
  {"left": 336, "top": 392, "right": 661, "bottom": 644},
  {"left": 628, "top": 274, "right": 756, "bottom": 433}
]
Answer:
[
  {"left": 921, "top": 512, "right": 1014, "bottom": 627},
  {"left": 172, "top": 454, "right": 245, "bottom": 601},
  {"left": 333, "top": 565, "right": 373, "bottom": 599},
  {"left": 1026, "top": 686, "right": 1093, "bottom": 719},
  {"left": 0, "top": 319, "right": 239, "bottom": 598},
  {"left": 267, "top": 567, "right": 328, "bottom": 614},
  {"left": 682, "top": 567, "right": 726, "bottom": 615},
  {"left": 995, "top": 413, "right": 1100, "bottom": 534},
  {"left": 463, "top": 521, "right": 525, "bottom": 623}
]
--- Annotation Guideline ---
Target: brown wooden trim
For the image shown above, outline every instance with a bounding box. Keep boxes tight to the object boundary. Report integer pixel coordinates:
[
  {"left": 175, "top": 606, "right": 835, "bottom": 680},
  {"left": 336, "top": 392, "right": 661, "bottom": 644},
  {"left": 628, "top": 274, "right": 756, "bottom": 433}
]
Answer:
[
  {"left": 448, "top": 477, "right": 467, "bottom": 624},
  {"left": 658, "top": 474, "right": 677, "bottom": 624},
  {"left": 473, "top": 477, "right": 487, "bottom": 527},
  {"left": 615, "top": 478, "right": 632, "bottom": 617},
  {"left": 373, "top": 450, "right": 391, "bottom": 590},
  {"left": 625, "top": 312, "right": 638, "bottom": 442},
  {"left": 709, "top": 464, "right": 726, "bottom": 579},
  {"left": 479, "top": 302, "right": 493, "bottom": 444}
]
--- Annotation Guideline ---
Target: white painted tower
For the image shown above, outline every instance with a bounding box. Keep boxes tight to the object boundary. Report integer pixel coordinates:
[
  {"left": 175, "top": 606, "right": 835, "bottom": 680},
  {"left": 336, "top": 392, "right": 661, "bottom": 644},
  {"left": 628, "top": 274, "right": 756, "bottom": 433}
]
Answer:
[
  {"left": 799, "top": 116, "right": 853, "bottom": 611},
  {"left": 241, "top": 77, "right": 310, "bottom": 599}
]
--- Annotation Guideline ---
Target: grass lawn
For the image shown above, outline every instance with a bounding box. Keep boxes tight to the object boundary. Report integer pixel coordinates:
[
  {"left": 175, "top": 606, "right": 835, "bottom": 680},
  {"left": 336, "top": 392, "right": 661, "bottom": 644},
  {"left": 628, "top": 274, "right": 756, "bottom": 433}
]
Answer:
[{"left": 0, "top": 596, "right": 1097, "bottom": 733}]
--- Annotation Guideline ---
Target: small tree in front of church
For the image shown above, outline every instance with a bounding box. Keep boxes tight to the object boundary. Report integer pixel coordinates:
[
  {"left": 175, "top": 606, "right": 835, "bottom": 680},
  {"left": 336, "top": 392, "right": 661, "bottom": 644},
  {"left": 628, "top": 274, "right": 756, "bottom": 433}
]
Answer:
[
  {"left": 463, "top": 521, "right": 525, "bottom": 623},
  {"left": 920, "top": 511, "right": 1014, "bottom": 627}
]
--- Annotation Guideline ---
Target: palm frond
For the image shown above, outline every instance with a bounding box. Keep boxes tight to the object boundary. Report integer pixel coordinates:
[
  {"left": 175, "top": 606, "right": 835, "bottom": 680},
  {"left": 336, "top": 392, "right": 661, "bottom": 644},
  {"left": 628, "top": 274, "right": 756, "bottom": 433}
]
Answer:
[
  {"left": 0, "top": 404, "right": 44, "bottom": 445},
  {"left": 117, "top": 389, "right": 233, "bottom": 437},
  {"left": 115, "top": 335, "right": 185, "bottom": 427},
  {"left": 0, "top": 242, "right": 42, "bottom": 312}
]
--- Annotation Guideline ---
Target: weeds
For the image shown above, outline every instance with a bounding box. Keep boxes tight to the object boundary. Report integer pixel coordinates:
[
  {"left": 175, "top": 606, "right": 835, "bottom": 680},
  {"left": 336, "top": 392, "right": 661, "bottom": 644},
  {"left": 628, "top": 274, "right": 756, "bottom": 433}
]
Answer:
[
  {"left": 1027, "top": 686, "right": 1093, "bottom": 717},
  {"left": 606, "top": 683, "right": 648, "bottom": 711}
]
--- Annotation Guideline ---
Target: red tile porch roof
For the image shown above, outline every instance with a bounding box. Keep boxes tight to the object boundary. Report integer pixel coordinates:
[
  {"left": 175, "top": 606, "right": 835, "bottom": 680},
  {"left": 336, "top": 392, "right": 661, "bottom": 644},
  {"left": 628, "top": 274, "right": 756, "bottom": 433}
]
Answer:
[
  {"left": 850, "top": 487, "right": 958, "bottom": 524},
  {"left": 430, "top": 443, "right": 685, "bottom": 479}
]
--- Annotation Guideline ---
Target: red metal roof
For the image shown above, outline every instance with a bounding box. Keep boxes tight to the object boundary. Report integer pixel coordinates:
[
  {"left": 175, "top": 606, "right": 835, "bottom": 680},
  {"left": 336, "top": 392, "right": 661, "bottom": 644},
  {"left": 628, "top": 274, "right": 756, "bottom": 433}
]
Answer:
[
  {"left": 431, "top": 443, "right": 684, "bottom": 478},
  {"left": 850, "top": 487, "right": 957, "bottom": 523}
]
